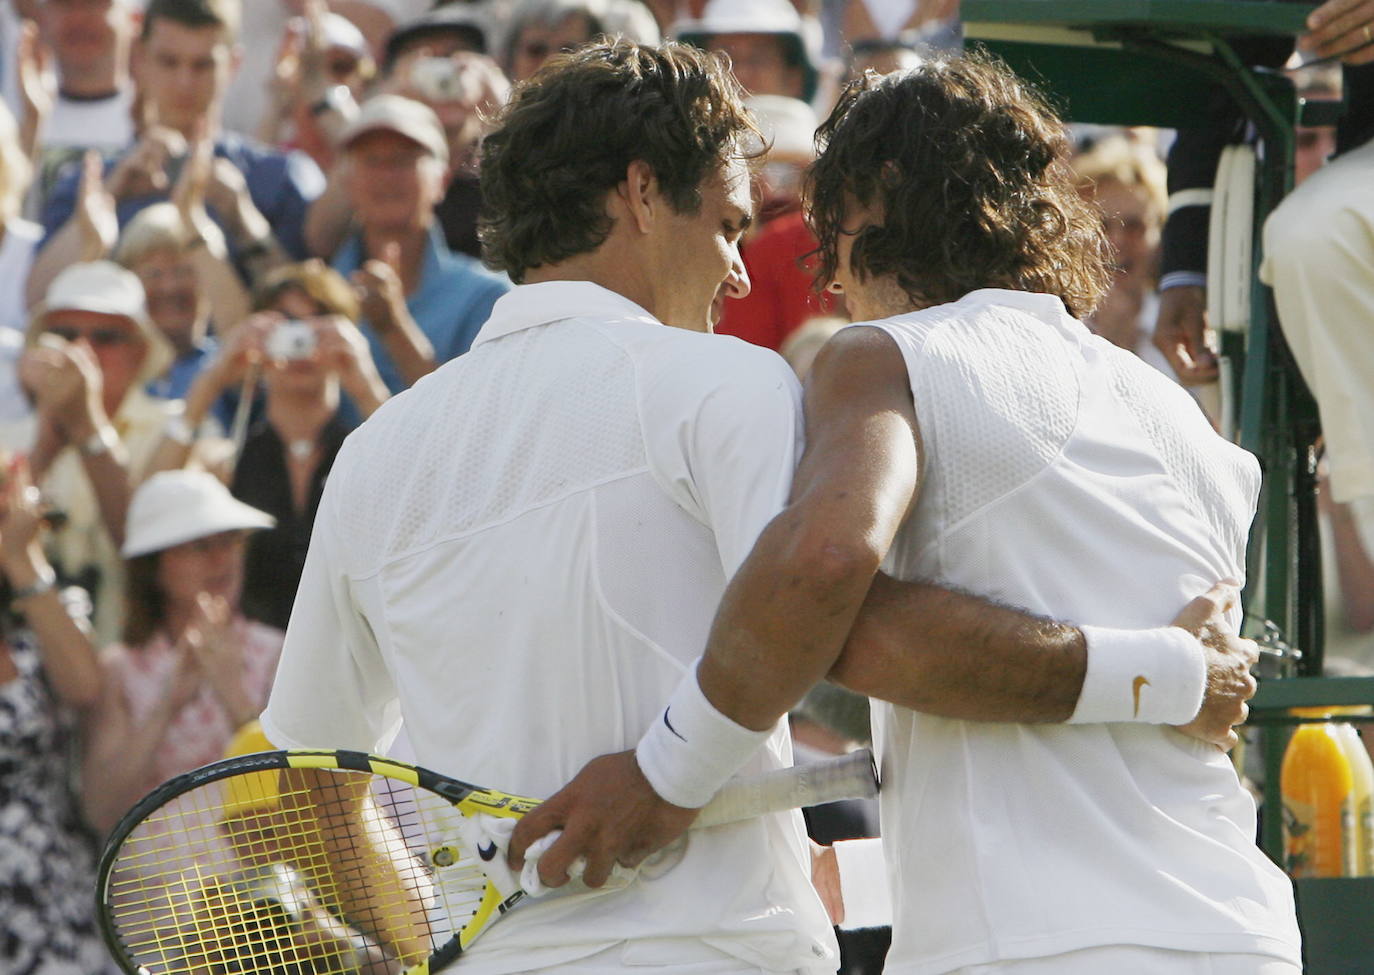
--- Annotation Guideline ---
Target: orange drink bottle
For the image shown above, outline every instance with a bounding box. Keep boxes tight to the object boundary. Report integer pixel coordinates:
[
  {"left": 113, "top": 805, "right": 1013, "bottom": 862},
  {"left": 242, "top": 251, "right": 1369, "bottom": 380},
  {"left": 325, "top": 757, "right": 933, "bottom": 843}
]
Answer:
[
  {"left": 1281, "top": 708, "right": 1355, "bottom": 878},
  {"left": 1329, "top": 706, "right": 1374, "bottom": 876}
]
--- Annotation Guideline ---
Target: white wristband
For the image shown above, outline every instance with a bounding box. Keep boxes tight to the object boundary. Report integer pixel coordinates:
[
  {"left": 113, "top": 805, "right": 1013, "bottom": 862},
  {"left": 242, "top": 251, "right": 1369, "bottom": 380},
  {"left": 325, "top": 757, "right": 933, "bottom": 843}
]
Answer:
[
  {"left": 635, "top": 664, "right": 772, "bottom": 809},
  {"left": 1069, "top": 626, "right": 1206, "bottom": 726}
]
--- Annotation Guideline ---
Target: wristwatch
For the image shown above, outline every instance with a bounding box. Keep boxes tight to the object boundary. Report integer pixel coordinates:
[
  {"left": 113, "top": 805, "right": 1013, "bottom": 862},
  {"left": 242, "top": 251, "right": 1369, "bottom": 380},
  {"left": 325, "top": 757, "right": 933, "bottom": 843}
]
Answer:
[
  {"left": 78, "top": 424, "right": 119, "bottom": 458},
  {"left": 163, "top": 414, "right": 196, "bottom": 447},
  {"left": 309, "top": 84, "right": 357, "bottom": 120}
]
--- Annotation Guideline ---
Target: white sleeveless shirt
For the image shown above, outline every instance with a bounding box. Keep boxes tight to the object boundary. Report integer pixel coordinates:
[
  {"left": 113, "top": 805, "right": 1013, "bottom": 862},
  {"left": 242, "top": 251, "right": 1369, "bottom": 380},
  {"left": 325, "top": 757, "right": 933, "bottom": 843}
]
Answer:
[{"left": 864, "top": 290, "right": 1300, "bottom": 973}]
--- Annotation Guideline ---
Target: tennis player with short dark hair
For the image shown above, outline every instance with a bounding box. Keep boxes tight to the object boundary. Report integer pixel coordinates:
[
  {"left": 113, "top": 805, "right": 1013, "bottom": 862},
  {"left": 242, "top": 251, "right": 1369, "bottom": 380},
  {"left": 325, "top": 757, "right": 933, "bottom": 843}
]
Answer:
[
  {"left": 265, "top": 41, "right": 1267, "bottom": 974},
  {"left": 522, "top": 53, "right": 1301, "bottom": 974},
  {"left": 264, "top": 41, "right": 841, "bottom": 973}
]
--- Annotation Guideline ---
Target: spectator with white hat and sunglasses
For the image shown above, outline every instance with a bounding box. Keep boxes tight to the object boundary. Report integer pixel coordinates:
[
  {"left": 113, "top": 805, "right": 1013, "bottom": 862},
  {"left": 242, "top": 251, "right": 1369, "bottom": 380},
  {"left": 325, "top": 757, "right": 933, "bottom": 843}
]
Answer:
[
  {"left": 81, "top": 468, "right": 282, "bottom": 834},
  {"left": 19, "top": 259, "right": 176, "bottom": 643}
]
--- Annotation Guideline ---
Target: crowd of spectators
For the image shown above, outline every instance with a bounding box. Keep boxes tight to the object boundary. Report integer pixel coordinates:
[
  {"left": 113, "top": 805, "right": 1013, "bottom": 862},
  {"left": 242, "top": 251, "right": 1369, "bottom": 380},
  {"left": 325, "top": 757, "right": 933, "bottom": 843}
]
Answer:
[{"left": 0, "top": 0, "right": 1363, "bottom": 973}]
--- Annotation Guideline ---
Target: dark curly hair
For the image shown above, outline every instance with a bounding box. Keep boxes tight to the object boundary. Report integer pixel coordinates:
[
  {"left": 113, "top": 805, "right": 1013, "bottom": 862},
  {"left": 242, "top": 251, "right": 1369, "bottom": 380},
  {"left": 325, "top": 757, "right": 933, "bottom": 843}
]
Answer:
[
  {"left": 805, "top": 51, "right": 1111, "bottom": 319},
  {"left": 478, "top": 40, "right": 758, "bottom": 283}
]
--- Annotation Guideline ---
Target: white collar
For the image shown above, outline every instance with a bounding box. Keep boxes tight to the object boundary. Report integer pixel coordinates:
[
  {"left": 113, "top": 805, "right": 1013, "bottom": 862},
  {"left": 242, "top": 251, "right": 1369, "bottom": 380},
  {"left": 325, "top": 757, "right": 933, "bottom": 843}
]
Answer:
[
  {"left": 471, "top": 281, "right": 660, "bottom": 348},
  {"left": 958, "top": 288, "right": 1071, "bottom": 320}
]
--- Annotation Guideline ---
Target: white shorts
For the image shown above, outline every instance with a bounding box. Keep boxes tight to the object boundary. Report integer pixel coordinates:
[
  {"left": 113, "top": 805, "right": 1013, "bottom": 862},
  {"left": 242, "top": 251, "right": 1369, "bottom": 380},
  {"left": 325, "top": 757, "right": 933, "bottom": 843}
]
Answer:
[{"left": 944, "top": 945, "right": 1300, "bottom": 975}]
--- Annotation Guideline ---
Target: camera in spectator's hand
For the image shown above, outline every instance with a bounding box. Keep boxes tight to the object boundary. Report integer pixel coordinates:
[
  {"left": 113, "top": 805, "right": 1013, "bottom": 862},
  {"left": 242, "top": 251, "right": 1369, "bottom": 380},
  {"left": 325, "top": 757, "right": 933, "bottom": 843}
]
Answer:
[
  {"left": 412, "top": 56, "right": 463, "bottom": 103},
  {"left": 265, "top": 320, "right": 316, "bottom": 362}
]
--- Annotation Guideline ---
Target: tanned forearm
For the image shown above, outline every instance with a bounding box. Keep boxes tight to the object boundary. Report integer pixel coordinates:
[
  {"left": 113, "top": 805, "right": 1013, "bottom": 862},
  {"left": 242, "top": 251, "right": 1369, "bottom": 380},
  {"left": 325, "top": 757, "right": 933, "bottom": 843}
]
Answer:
[
  {"left": 285, "top": 770, "right": 433, "bottom": 965},
  {"left": 83, "top": 682, "right": 188, "bottom": 833},
  {"left": 305, "top": 167, "right": 353, "bottom": 259},
  {"left": 27, "top": 221, "right": 88, "bottom": 308},
  {"left": 189, "top": 247, "right": 252, "bottom": 334},
  {"left": 374, "top": 309, "right": 435, "bottom": 389},
  {"left": 75, "top": 437, "right": 132, "bottom": 549},
  {"left": 831, "top": 572, "right": 1086, "bottom": 723}
]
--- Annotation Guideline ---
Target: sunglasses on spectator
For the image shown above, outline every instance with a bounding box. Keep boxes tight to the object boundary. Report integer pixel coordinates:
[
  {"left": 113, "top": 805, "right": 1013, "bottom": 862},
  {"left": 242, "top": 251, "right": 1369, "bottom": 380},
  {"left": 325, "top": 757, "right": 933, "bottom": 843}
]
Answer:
[
  {"left": 328, "top": 55, "right": 361, "bottom": 79},
  {"left": 46, "top": 325, "right": 134, "bottom": 347}
]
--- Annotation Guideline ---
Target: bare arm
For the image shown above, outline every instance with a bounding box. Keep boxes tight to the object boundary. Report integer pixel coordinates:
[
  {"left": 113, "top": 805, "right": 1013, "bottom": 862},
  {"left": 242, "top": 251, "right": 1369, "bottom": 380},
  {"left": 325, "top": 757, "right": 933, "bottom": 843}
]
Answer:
[
  {"left": 1, "top": 459, "right": 103, "bottom": 709},
  {"left": 305, "top": 163, "right": 354, "bottom": 259},
  {"left": 832, "top": 573, "right": 1085, "bottom": 722},
  {"left": 314, "top": 315, "right": 390, "bottom": 418},
  {"left": 831, "top": 521, "right": 1256, "bottom": 747},
  {"left": 15, "top": 21, "right": 51, "bottom": 166},
  {"left": 696, "top": 326, "right": 919, "bottom": 726},
  {"left": 19, "top": 341, "right": 133, "bottom": 548},
  {"left": 143, "top": 315, "right": 268, "bottom": 477},
  {"left": 282, "top": 768, "right": 433, "bottom": 966},
  {"left": 351, "top": 242, "right": 436, "bottom": 389},
  {"left": 175, "top": 141, "right": 252, "bottom": 333},
  {"left": 81, "top": 646, "right": 202, "bottom": 834}
]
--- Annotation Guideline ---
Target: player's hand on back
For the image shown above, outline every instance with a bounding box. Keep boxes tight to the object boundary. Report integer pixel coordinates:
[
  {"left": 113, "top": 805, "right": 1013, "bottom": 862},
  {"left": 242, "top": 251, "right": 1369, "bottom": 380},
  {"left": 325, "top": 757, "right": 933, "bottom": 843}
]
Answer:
[
  {"left": 508, "top": 749, "right": 698, "bottom": 890},
  {"left": 1168, "top": 581, "right": 1259, "bottom": 751}
]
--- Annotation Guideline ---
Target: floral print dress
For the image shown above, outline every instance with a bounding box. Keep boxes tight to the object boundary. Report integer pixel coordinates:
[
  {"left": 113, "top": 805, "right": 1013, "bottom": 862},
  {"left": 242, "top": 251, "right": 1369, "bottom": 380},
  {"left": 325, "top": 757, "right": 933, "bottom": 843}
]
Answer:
[{"left": 0, "top": 633, "right": 115, "bottom": 974}]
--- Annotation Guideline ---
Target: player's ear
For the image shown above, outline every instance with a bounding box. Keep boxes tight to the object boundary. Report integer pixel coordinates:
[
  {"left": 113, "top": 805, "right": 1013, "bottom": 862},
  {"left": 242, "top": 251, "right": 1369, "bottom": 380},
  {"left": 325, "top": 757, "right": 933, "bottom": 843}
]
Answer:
[{"left": 615, "top": 159, "right": 659, "bottom": 235}]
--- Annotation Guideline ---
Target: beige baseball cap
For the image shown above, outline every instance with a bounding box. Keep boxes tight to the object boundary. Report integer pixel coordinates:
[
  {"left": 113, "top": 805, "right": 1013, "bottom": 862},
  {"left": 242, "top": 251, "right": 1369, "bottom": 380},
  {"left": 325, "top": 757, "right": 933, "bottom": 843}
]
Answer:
[{"left": 339, "top": 94, "right": 450, "bottom": 166}]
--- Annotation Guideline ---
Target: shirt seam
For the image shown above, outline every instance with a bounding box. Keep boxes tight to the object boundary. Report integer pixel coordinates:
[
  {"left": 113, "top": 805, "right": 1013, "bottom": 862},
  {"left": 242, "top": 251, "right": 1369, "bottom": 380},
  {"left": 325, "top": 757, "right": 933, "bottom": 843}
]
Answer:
[
  {"left": 900, "top": 315, "right": 1080, "bottom": 565},
  {"left": 587, "top": 492, "right": 695, "bottom": 674},
  {"left": 345, "top": 464, "right": 655, "bottom": 581}
]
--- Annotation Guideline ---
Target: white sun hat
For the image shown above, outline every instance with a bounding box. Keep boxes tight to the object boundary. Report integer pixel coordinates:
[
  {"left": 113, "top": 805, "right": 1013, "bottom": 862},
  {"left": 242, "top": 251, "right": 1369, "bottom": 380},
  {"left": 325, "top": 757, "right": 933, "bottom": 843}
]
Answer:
[{"left": 122, "top": 470, "right": 276, "bottom": 559}]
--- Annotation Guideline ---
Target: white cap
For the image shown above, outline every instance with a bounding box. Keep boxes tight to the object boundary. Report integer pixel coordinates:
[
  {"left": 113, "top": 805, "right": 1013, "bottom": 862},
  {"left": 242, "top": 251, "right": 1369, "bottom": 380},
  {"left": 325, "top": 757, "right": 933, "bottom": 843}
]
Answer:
[
  {"left": 339, "top": 94, "right": 449, "bottom": 165},
  {"left": 290, "top": 13, "right": 370, "bottom": 58},
  {"left": 31, "top": 260, "right": 174, "bottom": 386},
  {"left": 746, "top": 94, "right": 817, "bottom": 161},
  {"left": 122, "top": 470, "right": 276, "bottom": 559},
  {"left": 43, "top": 260, "right": 149, "bottom": 325},
  {"left": 672, "top": 0, "right": 820, "bottom": 102},
  {"left": 676, "top": 0, "right": 806, "bottom": 36}
]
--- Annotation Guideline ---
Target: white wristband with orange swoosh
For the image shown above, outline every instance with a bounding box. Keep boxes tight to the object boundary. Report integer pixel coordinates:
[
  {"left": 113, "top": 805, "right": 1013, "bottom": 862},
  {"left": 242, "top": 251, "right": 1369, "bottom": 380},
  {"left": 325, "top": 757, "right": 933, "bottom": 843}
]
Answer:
[{"left": 1069, "top": 626, "right": 1207, "bottom": 725}]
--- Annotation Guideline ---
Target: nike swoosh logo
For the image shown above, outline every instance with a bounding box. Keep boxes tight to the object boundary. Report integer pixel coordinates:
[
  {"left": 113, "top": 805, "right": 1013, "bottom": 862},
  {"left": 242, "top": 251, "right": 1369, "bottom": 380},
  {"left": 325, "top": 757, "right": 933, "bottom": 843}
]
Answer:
[
  {"left": 477, "top": 841, "right": 498, "bottom": 862},
  {"left": 663, "top": 708, "right": 686, "bottom": 742},
  {"left": 1132, "top": 675, "right": 1151, "bottom": 718}
]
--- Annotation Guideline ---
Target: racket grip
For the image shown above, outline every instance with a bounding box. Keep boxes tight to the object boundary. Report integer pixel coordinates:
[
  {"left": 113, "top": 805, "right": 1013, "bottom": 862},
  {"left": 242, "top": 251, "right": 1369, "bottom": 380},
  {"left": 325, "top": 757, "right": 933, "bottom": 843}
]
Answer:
[{"left": 693, "top": 748, "right": 878, "bottom": 829}]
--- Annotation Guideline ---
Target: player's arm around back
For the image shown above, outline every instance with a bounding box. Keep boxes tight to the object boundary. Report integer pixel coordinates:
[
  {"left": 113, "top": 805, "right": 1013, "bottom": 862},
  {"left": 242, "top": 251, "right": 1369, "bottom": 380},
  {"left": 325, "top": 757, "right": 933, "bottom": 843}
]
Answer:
[{"left": 695, "top": 325, "right": 921, "bottom": 729}]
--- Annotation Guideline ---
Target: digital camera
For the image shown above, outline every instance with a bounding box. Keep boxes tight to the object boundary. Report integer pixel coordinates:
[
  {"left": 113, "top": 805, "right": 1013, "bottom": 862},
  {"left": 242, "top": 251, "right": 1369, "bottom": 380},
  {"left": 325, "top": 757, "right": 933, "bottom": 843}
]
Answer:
[
  {"left": 265, "top": 320, "right": 317, "bottom": 361},
  {"left": 412, "top": 56, "right": 463, "bottom": 102}
]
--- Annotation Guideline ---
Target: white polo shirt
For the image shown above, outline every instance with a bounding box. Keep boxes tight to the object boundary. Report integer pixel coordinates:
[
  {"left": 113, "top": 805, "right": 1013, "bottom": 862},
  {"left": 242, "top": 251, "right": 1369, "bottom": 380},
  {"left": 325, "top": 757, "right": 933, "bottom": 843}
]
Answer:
[
  {"left": 262, "top": 281, "right": 838, "bottom": 974},
  {"left": 864, "top": 290, "right": 1300, "bottom": 973}
]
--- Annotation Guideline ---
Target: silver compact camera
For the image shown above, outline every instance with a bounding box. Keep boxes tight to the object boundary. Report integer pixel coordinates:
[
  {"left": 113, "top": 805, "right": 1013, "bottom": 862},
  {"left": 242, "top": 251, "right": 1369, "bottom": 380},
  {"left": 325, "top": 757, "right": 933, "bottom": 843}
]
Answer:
[
  {"left": 265, "top": 320, "right": 317, "bottom": 361},
  {"left": 412, "top": 56, "right": 463, "bottom": 102}
]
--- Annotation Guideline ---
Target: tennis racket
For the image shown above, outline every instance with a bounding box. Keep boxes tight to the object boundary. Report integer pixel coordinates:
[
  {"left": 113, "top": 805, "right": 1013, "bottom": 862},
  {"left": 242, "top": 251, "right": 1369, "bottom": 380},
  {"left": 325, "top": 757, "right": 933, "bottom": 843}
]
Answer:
[{"left": 97, "top": 747, "right": 878, "bottom": 974}]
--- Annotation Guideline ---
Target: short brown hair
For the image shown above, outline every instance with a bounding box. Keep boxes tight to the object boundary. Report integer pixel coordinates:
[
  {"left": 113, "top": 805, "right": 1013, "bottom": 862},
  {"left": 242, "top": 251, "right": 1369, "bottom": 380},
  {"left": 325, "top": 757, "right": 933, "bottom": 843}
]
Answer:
[
  {"left": 122, "top": 553, "right": 166, "bottom": 646},
  {"left": 478, "top": 39, "right": 758, "bottom": 283},
  {"left": 805, "top": 51, "right": 1111, "bottom": 319},
  {"left": 142, "top": 0, "right": 240, "bottom": 42},
  {"left": 253, "top": 260, "right": 360, "bottom": 322}
]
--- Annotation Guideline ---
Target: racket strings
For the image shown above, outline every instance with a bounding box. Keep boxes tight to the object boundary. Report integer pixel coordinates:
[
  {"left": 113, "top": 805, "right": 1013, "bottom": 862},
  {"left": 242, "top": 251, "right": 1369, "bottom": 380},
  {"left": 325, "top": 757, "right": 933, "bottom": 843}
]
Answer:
[{"left": 103, "top": 766, "right": 485, "bottom": 973}]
